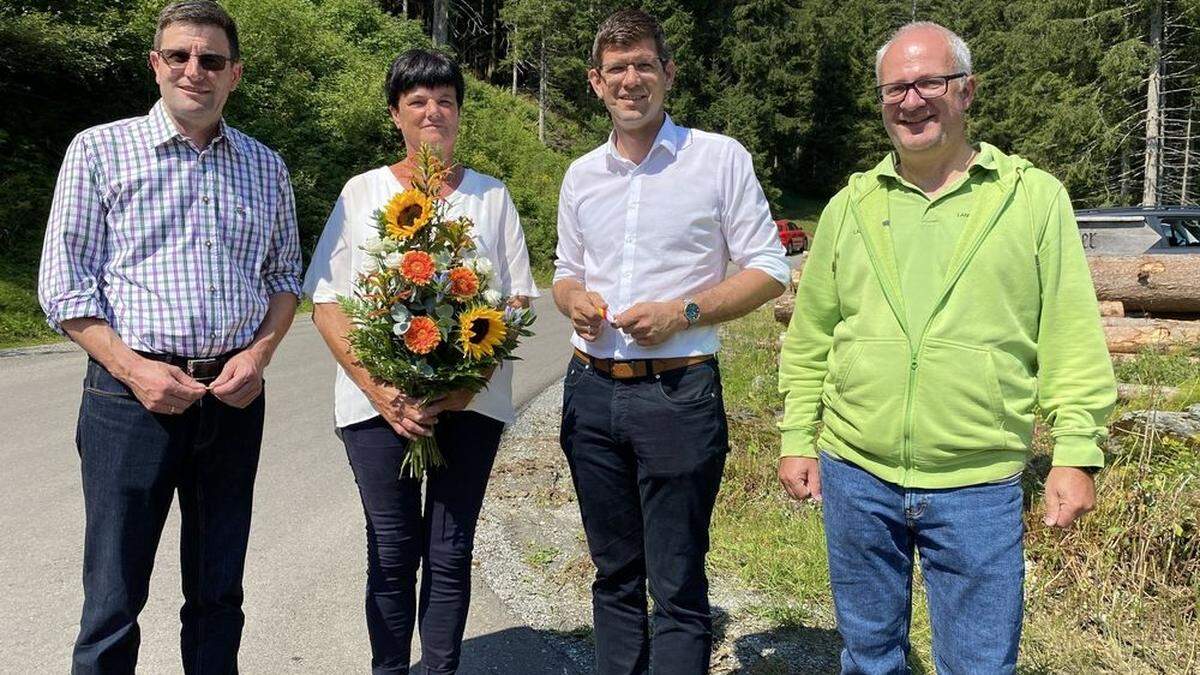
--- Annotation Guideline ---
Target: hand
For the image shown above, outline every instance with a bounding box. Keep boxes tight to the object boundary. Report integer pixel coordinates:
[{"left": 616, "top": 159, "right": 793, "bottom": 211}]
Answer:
[
  {"left": 210, "top": 350, "right": 267, "bottom": 408},
  {"left": 778, "top": 456, "right": 822, "bottom": 502},
  {"left": 568, "top": 289, "right": 608, "bottom": 342},
  {"left": 424, "top": 389, "right": 475, "bottom": 416},
  {"left": 1042, "top": 466, "right": 1096, "bottom": 528},
  {"left": 121, "top": 356, "right": 208, "bottom": 414},
  {"left": 364, "top": 380, "right": 436, "bottom": 440},
  {"left": 611, "top": 301, "right": 688, "bottom": 347}
]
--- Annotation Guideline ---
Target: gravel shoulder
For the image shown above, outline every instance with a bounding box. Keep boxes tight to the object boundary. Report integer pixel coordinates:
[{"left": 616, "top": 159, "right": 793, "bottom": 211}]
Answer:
[{"left": 475, "top": 381, "right": 843, "bottom": 673}]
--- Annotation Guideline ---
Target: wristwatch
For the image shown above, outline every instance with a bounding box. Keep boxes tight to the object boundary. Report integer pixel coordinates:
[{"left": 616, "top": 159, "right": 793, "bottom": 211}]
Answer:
[{"left": 682, "top": 298, "right": 701, "bottom": 327}]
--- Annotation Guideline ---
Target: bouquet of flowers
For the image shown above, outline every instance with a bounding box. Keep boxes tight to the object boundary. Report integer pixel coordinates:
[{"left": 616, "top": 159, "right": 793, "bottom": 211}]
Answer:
[{"left": 339, "top": 145, "right": 535, "bottom": 477}]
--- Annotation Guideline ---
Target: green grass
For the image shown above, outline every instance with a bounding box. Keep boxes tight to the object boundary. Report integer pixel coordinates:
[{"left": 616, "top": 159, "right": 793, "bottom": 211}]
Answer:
[
  {"left": 0, "top": 238, "right": 61, "bottom": 349},
  {"left": 713, "top": 306, "right": 1200, "bottom": 673}
]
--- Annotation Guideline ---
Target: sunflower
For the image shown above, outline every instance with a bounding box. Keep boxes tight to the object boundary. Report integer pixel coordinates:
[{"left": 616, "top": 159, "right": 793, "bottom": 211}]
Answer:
[
  {"left": 458, "top": 306, "right": 507, "bottom": 359},
  {"left": 447, "top": 266, "right": 479, "bottom": 298},
  {"left": 383, "top": 189, "right": 433, "bottom": 241},
  {"left": 404, "top": 315, "right": 441, "bottom": 354}
]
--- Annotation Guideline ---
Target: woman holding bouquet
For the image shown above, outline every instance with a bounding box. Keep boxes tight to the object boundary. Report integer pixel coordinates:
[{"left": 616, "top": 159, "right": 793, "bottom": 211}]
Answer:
[{"left": 302, "top": 49, "right": 538, "bottom": 674}]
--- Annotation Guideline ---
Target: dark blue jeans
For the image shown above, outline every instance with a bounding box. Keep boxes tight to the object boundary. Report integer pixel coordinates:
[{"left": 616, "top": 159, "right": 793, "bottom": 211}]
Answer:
[
  {"left": 560, "top": 355, "right": 729, "bottom": 675},
  {"left": 819, "top": 452, "right": 1025, "bottom": 675},
  {"left": 73, "top": 358, "right": 264, "bottom": 674},
  {"left": 339, "top": 411, "right": 505, "bottom": 675}
]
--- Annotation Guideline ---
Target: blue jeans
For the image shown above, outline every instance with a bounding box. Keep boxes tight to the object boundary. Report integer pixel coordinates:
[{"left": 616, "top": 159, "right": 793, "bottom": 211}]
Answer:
[
  {"left": 73, "top": 358, "right": 264, "bottom": 674},
  {"left": 560, "top": 355, "right": 729, "bottom": 675},
  {"left": 819, "top": 453, "right": 1024, "bottom": 675},
  {"left": 339, "top": 411, "right": 505, "bottom": 675}
]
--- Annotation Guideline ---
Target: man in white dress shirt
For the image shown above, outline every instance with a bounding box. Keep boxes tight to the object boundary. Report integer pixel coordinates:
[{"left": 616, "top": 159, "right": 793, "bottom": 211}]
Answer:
[{"left": 551, "top": 9, "right": 790, "bottom": 673}]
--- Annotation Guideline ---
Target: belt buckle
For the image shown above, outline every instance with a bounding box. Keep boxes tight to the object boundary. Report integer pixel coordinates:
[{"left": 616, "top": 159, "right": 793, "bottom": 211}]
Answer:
[{"left": 186, "top": 357, "right": 220, "bottom": 383}]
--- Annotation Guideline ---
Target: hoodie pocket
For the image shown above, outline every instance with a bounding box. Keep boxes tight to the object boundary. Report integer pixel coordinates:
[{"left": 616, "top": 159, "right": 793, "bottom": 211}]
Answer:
[
  {"left": 823, "top": 338, "right": 909, "bottom": 455},
  {"left": 911, "top": 338, "right": 1006, "bottom": 457}
]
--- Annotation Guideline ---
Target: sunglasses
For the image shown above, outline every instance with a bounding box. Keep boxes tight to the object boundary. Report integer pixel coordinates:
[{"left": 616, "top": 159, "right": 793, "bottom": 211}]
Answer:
[{"left": 154, "top": 49, "right": 233, "bottom": 72}]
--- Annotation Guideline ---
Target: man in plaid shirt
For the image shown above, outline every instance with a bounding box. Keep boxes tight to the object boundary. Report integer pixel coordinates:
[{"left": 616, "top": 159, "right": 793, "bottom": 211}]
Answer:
[{"left": 37, "top": 2, "right": 301, "bottom": 671}]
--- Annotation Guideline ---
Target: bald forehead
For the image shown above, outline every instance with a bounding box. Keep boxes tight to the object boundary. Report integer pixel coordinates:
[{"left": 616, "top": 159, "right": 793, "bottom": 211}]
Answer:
[{"left": 878, "top": 28, "right": 956, "bottom": 82}]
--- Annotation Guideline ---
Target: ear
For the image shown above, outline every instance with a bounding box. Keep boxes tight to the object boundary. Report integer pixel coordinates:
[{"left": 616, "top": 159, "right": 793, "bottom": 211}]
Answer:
[
  {"left": 663, "top": 59, "right": 677, "bottom": 92},
  {"left": 229, "top": 61, "right": 244, "bottom": 91},
  {"left": 960, "top": 74, "right": 976, "bottom": 111},
  {"left": 147, "top": 50, "right": 158, "bottom": 72},
  {"left": 587, "top": 68, "right": 605, "bottom": 100},
  {"left": 388, "top": 105, "right": 403, "bottom": 129}
]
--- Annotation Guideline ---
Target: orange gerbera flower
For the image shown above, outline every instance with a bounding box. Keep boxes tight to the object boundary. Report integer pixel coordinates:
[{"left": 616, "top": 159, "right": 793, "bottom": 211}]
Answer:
[
  {"left": 399, "top": 251, "right": 436, "bottom": 285},
  {"left": 384, "top": 189, "right": 433, "bottom": 241},
  {"left": 404, "top": 315, "right": 441, "bottom": 354},
  {"left": 448, "top": 266, "right": 479, "bottom": 298}
]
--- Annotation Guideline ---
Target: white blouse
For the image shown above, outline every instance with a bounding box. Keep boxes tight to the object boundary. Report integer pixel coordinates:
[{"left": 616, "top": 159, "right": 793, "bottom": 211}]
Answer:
[{"left": 303, "top": 167, "right": 539, "bottom": 427}]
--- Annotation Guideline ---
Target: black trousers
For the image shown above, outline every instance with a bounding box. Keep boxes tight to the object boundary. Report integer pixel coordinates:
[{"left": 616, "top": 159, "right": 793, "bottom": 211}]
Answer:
[
  {"left": 339, "top": 411, "right": 505, "bottom": 674},
  {"left": 559, "top": 354, "right": 729, "bottom": 675},
  {"left": 72, "top": 359, "right": 264, "bottom": 674}
]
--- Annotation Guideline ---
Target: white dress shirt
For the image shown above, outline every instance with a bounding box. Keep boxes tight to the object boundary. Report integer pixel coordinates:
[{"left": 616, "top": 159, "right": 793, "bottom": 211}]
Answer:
[
  {"left": 553, "top": 114, "right": 789, "bottom": 359},
  {"left": 303, "top": 167, "right": 539, "bottom": 427}
]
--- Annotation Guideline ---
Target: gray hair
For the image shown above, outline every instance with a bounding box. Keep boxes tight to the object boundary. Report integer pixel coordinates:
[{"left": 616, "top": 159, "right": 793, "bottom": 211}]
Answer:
[{"left": 874, "top": 22, "right": 971, "bottom": 83}]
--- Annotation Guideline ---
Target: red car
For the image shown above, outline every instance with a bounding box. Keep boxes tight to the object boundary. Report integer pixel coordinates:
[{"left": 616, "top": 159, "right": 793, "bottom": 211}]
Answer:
[{"left": 775, "top": 219, "right": 808, "bottom": 255}]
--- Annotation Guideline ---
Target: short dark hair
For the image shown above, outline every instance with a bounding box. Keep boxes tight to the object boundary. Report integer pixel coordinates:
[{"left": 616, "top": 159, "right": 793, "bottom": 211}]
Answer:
[
  {"left": 591, "top": 9, "right": 671, "bottom": 68},
  {"left": 385, "top": 49, "right": 465, "bottom": 109},
  {"left": 154, "top": 1, "right": 240, "bottom": 61}
]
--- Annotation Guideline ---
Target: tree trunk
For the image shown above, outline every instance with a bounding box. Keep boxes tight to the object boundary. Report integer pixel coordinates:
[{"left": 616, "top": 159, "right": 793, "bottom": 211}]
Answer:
[
  {"left": 433, "top": 0, "right": 449, "bottom": 47},
  {"left": 1090, "top": 254, "right": 1200, "bottom": 313},
  {"left": 402, "top": 0, "right": 408, "bottom": 17},
  {"left": 1103, "top": 317, "right": 1200, "bottom": 353},
  {"left": 538, "top": 37, "right": 546, "bottom": 144},
  {"left": 1183, "top": 102, "right": 1194, "bottom": 204},
  {"left": 1143, "top": 1, "right": 1163, "bottom": 206},
  {"left": 487, "top": 0, "right": 499, "bottom": 80}
]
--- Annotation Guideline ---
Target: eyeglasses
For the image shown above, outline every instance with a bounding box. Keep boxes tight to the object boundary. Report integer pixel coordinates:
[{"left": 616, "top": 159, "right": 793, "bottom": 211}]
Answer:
[
  {"left": 876, "top": 72, "right": 967, "bottom": 104},
  {"left": 154, "top": 49, "right": 233, "bottom": 72},
  {"left": 597, "top": 59, "right": 666, "bottom": 82}
]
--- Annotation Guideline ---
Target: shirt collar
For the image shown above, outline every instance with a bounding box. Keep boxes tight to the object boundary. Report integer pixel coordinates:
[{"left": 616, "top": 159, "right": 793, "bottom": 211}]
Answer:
[
  {"left": 879, "top": 144, "right": 996, "bottom": 183},
  {"left": 144, "top": 99, "right": 243, "bottom": 154},
  {"left": 605, "top": 113, "right": 681, "bottom": 167}
]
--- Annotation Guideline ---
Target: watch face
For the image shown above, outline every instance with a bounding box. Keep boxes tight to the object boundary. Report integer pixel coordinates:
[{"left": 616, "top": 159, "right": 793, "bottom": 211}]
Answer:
[{"left": 685, "top": 302, "right": 701, "bottom": 323}]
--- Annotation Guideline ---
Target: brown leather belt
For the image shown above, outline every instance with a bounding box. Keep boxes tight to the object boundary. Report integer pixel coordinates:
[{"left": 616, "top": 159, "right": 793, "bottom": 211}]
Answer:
[{"left": 573, "top": 348, "right": 713, "bottom": 380}]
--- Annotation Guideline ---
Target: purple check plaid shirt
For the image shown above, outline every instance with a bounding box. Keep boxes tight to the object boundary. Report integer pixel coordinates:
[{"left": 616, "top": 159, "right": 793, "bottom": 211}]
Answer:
[{"left": 38, "top": 100, "right": 303, "bottom": 358}]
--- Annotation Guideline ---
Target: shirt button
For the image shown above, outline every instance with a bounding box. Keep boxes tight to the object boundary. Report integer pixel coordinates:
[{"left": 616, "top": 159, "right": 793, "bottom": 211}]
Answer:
[
  {"left": 202, "top": 196, "right": 210, "bottom": 204},
  {"left": 209, "top": 285, "right": 216, "bottom": 293},
  {"left": 623, "top": 271, "right": 632, "bottom": 278},
  {"left": 625, "top": 236, "right": 634, "bottom": 243},
  {"left": 210, "top": 331, "right": 217, "bottom": 339},
  {"left": 205, "top": 240, "right": 213, "bottom": 248}
]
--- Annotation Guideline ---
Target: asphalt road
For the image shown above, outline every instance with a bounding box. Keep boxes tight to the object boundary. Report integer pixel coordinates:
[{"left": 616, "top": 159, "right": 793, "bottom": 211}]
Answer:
[{"left": 0, "top": 294, "right": 576, "bottom": 674}]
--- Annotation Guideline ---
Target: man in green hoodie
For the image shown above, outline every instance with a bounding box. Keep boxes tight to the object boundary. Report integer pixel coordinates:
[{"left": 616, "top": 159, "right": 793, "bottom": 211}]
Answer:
[{"left": 777, "top": 21, "right": 1116, "bottom": 672}]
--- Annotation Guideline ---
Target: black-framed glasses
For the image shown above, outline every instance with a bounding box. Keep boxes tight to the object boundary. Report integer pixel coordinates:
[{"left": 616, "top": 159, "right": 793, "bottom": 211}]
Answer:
[
  {"left": 154, "top": 49, "right": 233, "bottom": 72},
  {"left": 876, "top": 72, "right": 967, "bottom": 104}
]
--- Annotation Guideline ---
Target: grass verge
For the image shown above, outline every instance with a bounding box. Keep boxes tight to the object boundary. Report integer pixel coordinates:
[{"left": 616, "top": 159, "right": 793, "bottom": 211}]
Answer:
[{"left": 713, "top": 305, "right": 1200, "bottom": 673}]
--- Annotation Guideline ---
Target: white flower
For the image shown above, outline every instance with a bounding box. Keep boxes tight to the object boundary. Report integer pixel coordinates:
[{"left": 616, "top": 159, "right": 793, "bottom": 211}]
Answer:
[
  {"left": 483, "top": 288, "right": 503, "bottom": 306},
  {"left": 360, "top": 257, "right": 380, "bottom": 274},
  {"left": 470, "top": 255, "right": 493, "bottom": 275},
  {"left": 384, "top": 251, "right": 403, "bottom": 269},
  {"left": 362, "top": 236, "right": 387, "bottom": 254},
  {"left": 392, "top": 320, "right": 411, "bottom": 336}
]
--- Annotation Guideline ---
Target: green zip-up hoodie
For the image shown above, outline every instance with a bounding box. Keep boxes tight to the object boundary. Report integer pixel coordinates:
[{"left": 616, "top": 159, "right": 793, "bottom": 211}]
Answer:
[{"left": 778, "top": 143, "right": 1116, "bottom": 488}]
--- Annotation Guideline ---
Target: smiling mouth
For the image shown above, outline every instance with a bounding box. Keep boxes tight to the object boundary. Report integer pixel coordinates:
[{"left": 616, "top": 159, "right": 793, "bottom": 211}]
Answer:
[{"left": 898, "top": 114, "right": 936, "bottom": 127}]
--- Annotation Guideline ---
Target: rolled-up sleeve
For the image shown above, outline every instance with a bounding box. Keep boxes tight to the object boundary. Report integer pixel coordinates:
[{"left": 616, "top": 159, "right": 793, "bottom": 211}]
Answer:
[
  {"left": 38, "top": 133, "right": 108, "bottom": 334},
  {"left": 719, "top": 142, "right": 790, "bottom": 286},
  {"left": 261, "top": 162, "right": 303, "bottom": 297},
  {"left": 302, "top": 188, "right": 353, "bottom": 303},
  {"left": 552, "top": 171, "right": 585, "bottom": 284}
]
